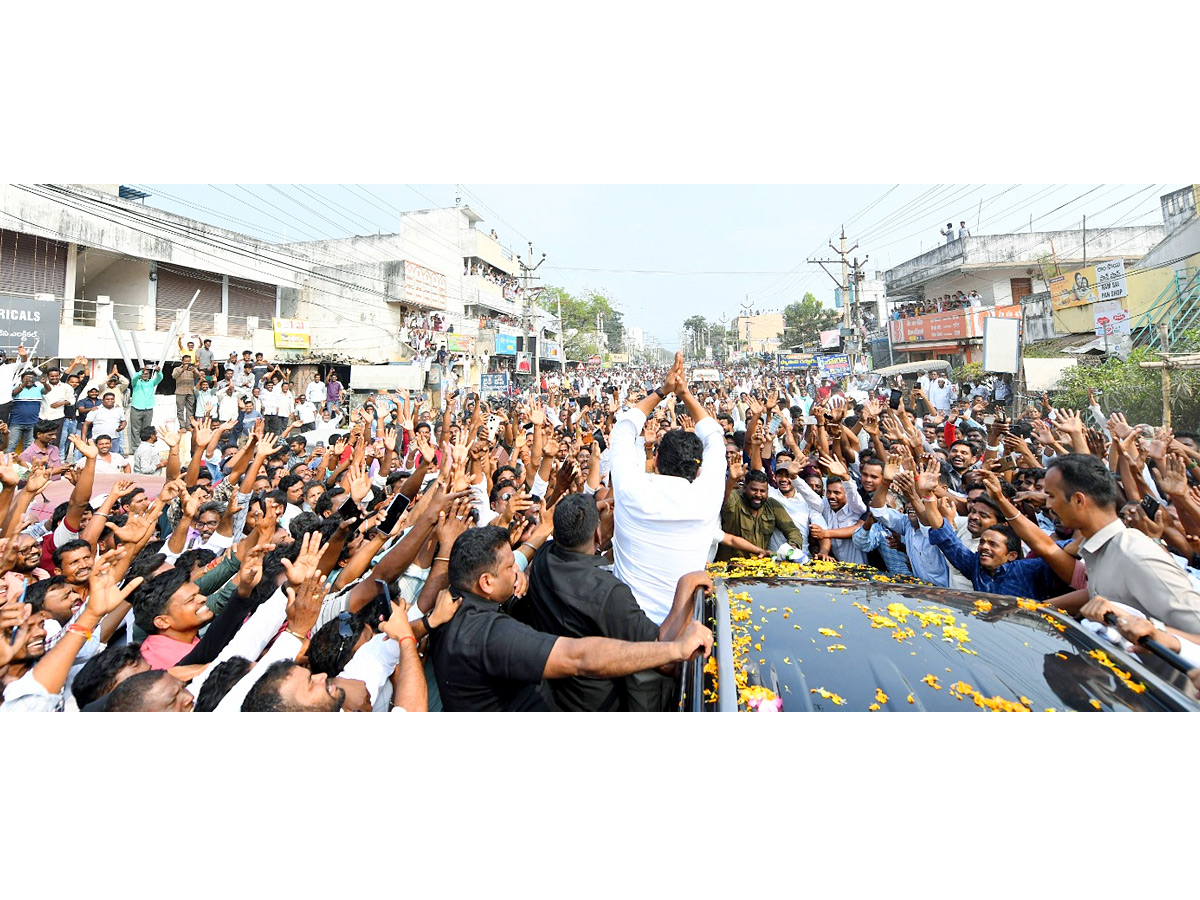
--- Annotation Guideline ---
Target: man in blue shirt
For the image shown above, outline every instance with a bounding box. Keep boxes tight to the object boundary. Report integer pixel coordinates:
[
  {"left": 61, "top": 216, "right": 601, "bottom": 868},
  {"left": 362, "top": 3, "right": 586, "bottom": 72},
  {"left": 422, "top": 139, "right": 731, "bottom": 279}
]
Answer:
[
  {"left": 8, "top": 371, "right": 43, "bottom": 453},
  {"left": 912, "top": 466, "right": 1064, "bottom": 599},
  {"left": 867, "top": 460, "right": 950, "bottom": 586}
]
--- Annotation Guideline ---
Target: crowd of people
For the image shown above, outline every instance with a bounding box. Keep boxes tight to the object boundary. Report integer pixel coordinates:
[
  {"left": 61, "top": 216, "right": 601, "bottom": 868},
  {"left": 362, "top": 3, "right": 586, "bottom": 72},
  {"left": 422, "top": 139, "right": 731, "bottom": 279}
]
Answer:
[
  {"left": 891, "top": 290, "right": 984, "bottom": 320},
  {"left": 2, "top": 337, "right": 1198, "bottom": 713},
  {"left": 465, "top": 261, "right": 523, "bottom": 298}
]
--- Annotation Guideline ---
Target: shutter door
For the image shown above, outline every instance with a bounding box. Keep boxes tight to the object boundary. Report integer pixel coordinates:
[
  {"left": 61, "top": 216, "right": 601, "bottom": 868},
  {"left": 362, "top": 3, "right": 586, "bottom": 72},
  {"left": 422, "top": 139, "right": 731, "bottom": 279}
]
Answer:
[
  {"left": 227, "top": 277, "right": 276, "bottom": 337},
  {"left": 1009, "top": 278, "right": 1033, "bottom": 305},
  {"left": 0, "top": 228, "right": 68, "bottom": 296},
  {"left": 155, "top": 264, "right": 222, "bottom": 332}
]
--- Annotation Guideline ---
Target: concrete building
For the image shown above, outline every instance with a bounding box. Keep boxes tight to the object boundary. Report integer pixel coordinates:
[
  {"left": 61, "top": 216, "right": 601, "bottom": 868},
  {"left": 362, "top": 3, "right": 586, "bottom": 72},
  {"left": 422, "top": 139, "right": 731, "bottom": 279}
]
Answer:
[
  {"left": 882, "top": 223, "right": 1164, "bottom": 367},
  {"left": 732, "top": 312, "right": 785, "bottom": 355},
  {"left": 0, "top": 183, "right": 559, "bottom": 389}
]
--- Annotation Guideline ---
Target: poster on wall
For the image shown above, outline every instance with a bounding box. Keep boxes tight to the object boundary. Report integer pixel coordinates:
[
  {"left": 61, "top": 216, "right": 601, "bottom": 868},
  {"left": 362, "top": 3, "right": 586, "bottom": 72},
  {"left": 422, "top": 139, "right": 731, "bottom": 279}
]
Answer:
[
  {"left": 1092, "top": 300, "right": 1131, "bottom": 337},
  {"left": 446, "top": 333, "right": 474, "bottom": 353},
  {"left": 1049, "top": 267, "right": 1100, "bottom": 310},
  {"left": 515, "top": 352, "right": 532, "bottom": 374},
  {"left": 272, "top": 318, "right": 311, "bottom": 350},
  {"left": 494, "top": 334, "right": 517, "bottom": 356}
]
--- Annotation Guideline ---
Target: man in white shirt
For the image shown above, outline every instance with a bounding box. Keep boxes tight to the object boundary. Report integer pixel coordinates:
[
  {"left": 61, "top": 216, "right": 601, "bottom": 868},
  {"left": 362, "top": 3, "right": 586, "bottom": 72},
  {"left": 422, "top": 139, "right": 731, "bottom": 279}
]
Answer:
[
  {"left": 77, "top": 434, "right": 129, "bottom": 474},
  {"left": 610, "top": 353, "right": 725, "bottom": 625},
  {"left": 767, "top": 463, "right": 827, "bottom": 560},
  {"left": 305, "top": 375, "right": 327, "bottom": 407},
  {"left": 83, "top": 392, "right": 127, "bottom": 444},
  {"left": 39, "top": 367, "right": 75, "bottom": 430},
  {"left": 927, "top": 376, "right": 956, "bottom": 414}
]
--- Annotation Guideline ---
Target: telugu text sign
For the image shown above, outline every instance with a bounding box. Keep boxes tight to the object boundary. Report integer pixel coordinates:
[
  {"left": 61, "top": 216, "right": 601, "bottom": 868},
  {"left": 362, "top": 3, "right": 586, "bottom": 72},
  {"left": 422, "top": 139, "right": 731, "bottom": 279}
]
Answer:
[
  {"left": 272, "top": 317, "right": 311, "bottom": 350},
  {"left": 0, "top": 294, "right": 60, "bottom": 357},
  {"left": 480, "top": 372, "right": 509, "bottom": 396},
  {"left": 1094, "top": 259, "right": 1128, "bottom": 302}
]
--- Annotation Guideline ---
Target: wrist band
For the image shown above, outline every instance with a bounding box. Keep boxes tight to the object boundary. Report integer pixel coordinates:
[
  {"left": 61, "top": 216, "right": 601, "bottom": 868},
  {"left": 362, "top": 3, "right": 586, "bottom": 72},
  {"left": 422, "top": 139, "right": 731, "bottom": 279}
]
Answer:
[
  {"left": 66, "top": 624, "right": 93, "bottom": 641},
  {"left": 433, "top": 556, "right": 450, "bottom": 564},
  {"left": 520, "top": 542, "right": 539, "bottom": 553},
  {"left": 286, "top": 628, "right": 309, "bottom": 642},
  {"left": 398, "top": 635, "right": 417, "bottom": 648}
]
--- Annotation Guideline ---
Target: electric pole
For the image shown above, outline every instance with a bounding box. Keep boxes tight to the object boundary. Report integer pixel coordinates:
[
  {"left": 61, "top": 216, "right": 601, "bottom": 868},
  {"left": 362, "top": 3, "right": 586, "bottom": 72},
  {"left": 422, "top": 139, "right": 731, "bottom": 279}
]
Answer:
[
  {"left": 517, "top": 243, "right": 547, "bottom": 382},
  {"left": 808, "top": 227, "right": 859, "bottom": 370}
]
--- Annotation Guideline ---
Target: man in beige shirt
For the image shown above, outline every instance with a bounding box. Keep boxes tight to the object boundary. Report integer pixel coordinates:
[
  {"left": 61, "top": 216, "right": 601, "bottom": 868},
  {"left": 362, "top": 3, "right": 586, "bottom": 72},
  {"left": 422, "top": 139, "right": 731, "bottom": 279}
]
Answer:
[{"left": 1044, "top": 454, "right": 1200, "bottom": 633}]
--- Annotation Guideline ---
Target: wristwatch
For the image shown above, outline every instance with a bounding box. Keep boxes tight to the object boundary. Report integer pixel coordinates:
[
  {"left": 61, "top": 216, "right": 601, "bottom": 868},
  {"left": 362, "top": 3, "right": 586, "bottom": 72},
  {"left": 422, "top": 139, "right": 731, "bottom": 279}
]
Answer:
[{"left": 421, "top": 613, "right": 436, "bottom": 635}]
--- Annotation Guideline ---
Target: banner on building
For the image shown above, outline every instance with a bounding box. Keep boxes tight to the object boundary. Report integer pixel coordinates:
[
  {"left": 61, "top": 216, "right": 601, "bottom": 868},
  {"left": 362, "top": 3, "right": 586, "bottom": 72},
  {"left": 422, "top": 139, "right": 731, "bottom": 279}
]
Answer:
[
  {"left": 446, "top": 333, "right": 474, "bottom": 353},
  {"left": 542, "top": 340, "right": 562, "bottom": 361},
  {"left": 819, "top": 329, "right": 842, "bottom": 349},
  {"left": 1049, "top": 266, "right": 1100, "bottom": 310},
  {"left": 272, "top": 318, "right": 310, "bottom": 350},
  {"left": 1092, "top": 300, "right": 1131, "bottom": 337},
  {"left": 402, "top": 261, "right": 448, "bottom": 311},
  {"left": 1094, "top": 259, "right": 1128, "bottom": 302},
  {"left": 480, "top": 372, "right": 510, "bottom": 396},
  {"left": 0, "top": 294, "right": 60, "bottom": 357},
  {"left": 608, "top": 353, "right": 629, "bottom": 364},
  {"left": 516, "top": 352, "right": 532, "bottom": 374},
  {"left": 494, "top": 334, "right": 517, "bottom": 356}
]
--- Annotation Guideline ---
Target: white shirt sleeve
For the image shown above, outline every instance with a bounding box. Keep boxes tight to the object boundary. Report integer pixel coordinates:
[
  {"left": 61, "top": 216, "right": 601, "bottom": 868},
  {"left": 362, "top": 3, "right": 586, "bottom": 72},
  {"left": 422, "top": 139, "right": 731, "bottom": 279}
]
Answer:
[
  {"left": 214, "top": 631, "right": 304, "bottom": 712},
  {"left": 338, "top": 634, "right": 401, "bottom": 705},
  {"left": 609, "top": 407, "right": 648, "bottom": 493},
  {"left": 188, "top": 588, "right": 288, "bottom": 700}
]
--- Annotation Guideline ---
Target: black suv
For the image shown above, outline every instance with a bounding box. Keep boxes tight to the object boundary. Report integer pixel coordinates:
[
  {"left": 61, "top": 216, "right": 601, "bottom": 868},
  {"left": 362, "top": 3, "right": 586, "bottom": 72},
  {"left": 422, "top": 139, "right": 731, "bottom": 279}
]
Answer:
[{"left": 679, "top": 563, "right": 1199, "bottom": 713}]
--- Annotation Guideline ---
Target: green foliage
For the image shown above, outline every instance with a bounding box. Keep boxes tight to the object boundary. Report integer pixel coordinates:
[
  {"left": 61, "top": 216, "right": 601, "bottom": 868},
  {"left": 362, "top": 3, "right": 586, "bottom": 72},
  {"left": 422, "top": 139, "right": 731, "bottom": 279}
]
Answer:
[
  {"left": 1048, "top": 339, "right": 1200, "bottom": 428},
  {"left": 952, "top": 362, "right": 985, "bottom": 385},
  {"left": 782, "top": 293, "right": 840, "bottom": 350},
  {"left": 542, "top": 285, "right": 625, "bottom": 359}
]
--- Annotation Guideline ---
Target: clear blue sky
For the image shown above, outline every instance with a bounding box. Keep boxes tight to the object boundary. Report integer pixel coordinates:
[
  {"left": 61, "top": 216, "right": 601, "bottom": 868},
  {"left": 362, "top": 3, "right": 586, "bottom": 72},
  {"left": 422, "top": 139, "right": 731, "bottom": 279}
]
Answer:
[{"left": 138, "top": 184, "right": 1178, "bottom": 349}]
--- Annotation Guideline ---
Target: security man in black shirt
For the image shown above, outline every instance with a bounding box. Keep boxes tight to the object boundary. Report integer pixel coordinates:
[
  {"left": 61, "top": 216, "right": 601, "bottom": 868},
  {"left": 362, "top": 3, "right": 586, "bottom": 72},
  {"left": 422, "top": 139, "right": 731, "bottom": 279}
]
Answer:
[
  {"left": 514, "top": 493, "right": 714, "bottom": 712},
  {"left": 429, "top": 526, "right": 713, "bottom": 712}
]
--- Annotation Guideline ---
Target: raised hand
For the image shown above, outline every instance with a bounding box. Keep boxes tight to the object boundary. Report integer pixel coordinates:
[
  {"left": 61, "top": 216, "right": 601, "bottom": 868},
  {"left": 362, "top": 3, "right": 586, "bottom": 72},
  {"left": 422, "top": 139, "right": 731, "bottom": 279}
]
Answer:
[
  {"left": 255, "top": 431, "right": 280, "bottom": 459},
  {"left": 69, "top": 434, "right": 98, "bottom": 460},
  {"left": 816, "top": 453, "right": 848, "bottom": 479},
  {"left": 23, "top": 463, "right": 51, "bottom": 496},
  {"left": 235, "top": 540, "right": 276, "bottom": 596},
  {"left": 284, "top": 569, "right": 327, "bottom": 637},
  {"left": 1157, "top": 453, "right": 1190, "bottom": 497},
  {"left": 0, "top": 453, "right": 21, "bottom": 488},
  {"left": 1054, "top": 409, "right": 1084, "bottom": 436},
  {"left": 1107, "top": 412, "right": 1134, "bottom": 442},
  {"left": 158, "top": 423, "right": 181, "bottom": 449},
  {"left": 280, "top": 531, "right": 326, "bottom": 586},
  {"left": 345, "top": 461, "right": 373, "bottom": 504}
]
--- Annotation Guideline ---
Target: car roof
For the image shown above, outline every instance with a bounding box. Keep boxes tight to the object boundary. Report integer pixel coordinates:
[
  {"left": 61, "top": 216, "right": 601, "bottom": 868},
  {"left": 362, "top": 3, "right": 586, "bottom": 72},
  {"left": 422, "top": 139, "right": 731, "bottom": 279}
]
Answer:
[{"left": 698, "top": 564, "right": 1197, "bottom": 713}]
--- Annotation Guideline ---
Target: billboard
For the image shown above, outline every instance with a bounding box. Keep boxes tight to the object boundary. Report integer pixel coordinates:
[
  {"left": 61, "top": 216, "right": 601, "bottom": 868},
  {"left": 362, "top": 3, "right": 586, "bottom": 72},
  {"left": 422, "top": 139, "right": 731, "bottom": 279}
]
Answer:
[
  {"left": 480, "top": 372, "right": 510, "bottom": 396},
  {"left": 1049, "top": 266, "right": 1100, "bottom": 311},
  {"left": 819, "top": 354, "right": 851, "bottom": 377},
  {"left": 542, "top": 339, "right": 562, "bottom": 361},
  {"left": 272, "top": 317, "right": 310, "bottom": 350},
  {"left": 0, "top": 294, "right": 60, "bottom": 357},
  {"left": 446, "top": 333, "right": 474, "bottom": 353},
  {"left": 516, "top": 352, "right": 532, "bottom": 374},
  {"left": 889, "top": 305, "right": 1022, "bottom": 344},
  {"left": 608, "top": 352, "right": 629, "bottom": 364},
  {"left": 777, "top": 352, "right": 817, "bottom": 371},
  {"left": 494, "top": 334, "right": 517, "bottom": 356}
]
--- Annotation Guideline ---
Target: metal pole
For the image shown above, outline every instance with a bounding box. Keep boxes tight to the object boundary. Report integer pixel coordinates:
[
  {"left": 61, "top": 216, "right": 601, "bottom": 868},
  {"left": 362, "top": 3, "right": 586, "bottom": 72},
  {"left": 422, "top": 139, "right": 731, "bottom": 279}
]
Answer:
[
  {"left": 1159, "top": 322, "right": 1172, "bottom": 428},
  {"left": 1082, "top": 215, "right": 1087, "bottom": 267}
]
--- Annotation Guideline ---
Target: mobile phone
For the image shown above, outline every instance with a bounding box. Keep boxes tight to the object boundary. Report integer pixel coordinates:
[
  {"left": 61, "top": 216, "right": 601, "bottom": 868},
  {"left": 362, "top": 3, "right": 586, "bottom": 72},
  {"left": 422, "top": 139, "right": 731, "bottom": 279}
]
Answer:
[
  {"left": 675, "top": 402, "right": 686, "bottom": 416},
  {"left": 889, "top": 390, "right": 902, "bottom": 410},
  {"left": 984, "top": 416, "right": 996, "bottom": 426},
  {"left": 581, "top": 432, "right": 594, "bottom": 446},
  {"left": 377, "top": 492, "right": 410, "bottom": 534},
  {"left": 769, "top": 415, "right": 783, "bottom": 431},
  {"left": 1141, "top": 495, "right": 1161, "bottom": 521},
  {"left": 802, "top": 416, "right": 818, "bottom": 426}
]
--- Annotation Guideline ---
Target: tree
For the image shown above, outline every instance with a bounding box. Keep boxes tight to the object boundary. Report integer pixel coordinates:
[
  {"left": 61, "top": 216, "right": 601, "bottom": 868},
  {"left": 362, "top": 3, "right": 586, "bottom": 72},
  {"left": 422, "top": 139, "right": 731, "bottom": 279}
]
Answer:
[
  {"left": 682, "top": 315, "right": 708, "bottom": 357},
  {"left": 781, "top": 293, "right": 840, "bottom": 350},
  {"left": 541, "top": 285, "right": 626, "bottom": 359}
]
